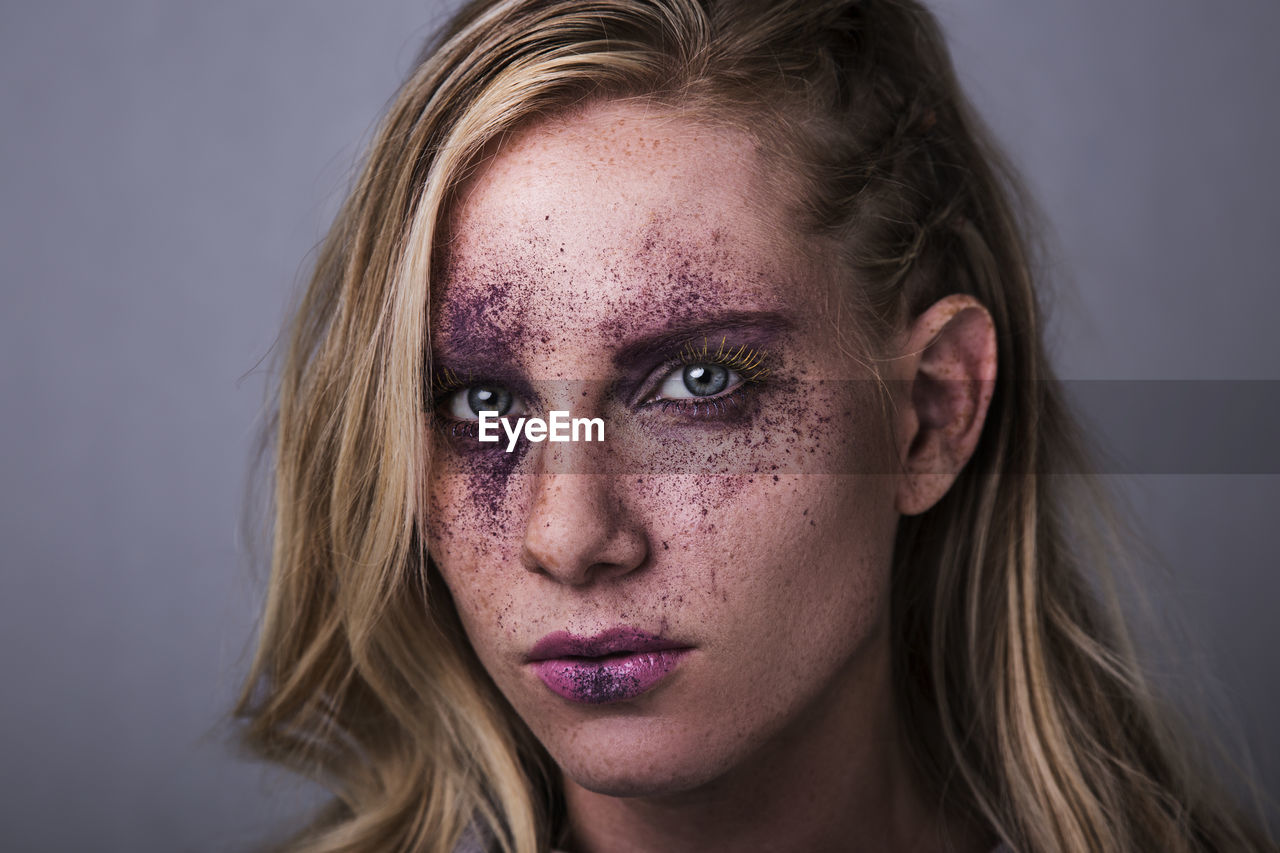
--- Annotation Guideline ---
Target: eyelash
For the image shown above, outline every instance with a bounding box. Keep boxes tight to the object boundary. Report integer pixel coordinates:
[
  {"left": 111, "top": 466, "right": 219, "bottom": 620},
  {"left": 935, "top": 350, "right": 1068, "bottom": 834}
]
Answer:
[
  {"left": 642, "top": 338, "right": 770, "bottom": 416},
  {"left": 428, "top": 368, "right": 495, "bottom": 442},
  {"left": 428, "top": 339, "right": 772, "bottom": 439}
]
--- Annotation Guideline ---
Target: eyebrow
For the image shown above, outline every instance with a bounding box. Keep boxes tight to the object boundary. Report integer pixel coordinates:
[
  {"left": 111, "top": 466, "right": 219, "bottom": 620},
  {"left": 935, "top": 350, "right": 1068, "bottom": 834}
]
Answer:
[
  {"left": 427, "top": 308, "right": 794, "bottom": 390},
  {"left": 610, "top": 310, "right": 794, "bottom": 370},
  {"left": 429, "top": 337, "right": 508, "bottom": 376},
  {"left": 426, "top": 329, "right": 533, "bottom": 401}
]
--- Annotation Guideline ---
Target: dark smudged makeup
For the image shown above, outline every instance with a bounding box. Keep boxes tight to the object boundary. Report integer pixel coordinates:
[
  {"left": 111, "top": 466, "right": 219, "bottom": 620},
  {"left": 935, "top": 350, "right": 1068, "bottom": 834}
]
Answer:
[{"left": 426, "top": 310, "right": 793, "bottom": 449}]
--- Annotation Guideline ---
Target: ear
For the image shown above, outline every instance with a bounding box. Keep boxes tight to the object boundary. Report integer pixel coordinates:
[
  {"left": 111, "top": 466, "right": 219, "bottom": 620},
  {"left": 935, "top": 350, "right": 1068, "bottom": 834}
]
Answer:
[{"left": 890, "top": 294, "right": 997, "bottom": 516}]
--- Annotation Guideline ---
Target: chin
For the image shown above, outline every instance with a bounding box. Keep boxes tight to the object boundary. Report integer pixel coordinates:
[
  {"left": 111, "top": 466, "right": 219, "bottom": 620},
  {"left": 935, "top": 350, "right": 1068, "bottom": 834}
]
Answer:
[
  {"left": 559, "top": 757, "right": 717, "bottom": 799},
  {"left": 544, "top": 714, "right": 738, "bottom": 798}
]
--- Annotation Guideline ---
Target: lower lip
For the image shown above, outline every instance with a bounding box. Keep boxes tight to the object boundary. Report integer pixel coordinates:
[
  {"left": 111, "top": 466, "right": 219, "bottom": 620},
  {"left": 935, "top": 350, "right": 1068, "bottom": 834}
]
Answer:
[{"left": 531, "top": 649, "right": 689, "bottom": 704}]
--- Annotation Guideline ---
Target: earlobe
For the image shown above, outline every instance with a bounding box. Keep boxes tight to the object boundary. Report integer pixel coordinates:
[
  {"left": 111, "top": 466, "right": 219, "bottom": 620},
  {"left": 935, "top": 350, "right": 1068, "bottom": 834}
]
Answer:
[{"left": 892, "top": 295, "right": 997, "bottom": 516}]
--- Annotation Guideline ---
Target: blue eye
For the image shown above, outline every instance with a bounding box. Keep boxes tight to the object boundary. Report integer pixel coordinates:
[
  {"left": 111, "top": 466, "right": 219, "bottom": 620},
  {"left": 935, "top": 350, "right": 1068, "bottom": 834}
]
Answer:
[
  {"left": 443, "top": 383, "right": 521, "bottom": 420},
  {"left": 656, "top": 363, "right": 742, "bottom": 400}
]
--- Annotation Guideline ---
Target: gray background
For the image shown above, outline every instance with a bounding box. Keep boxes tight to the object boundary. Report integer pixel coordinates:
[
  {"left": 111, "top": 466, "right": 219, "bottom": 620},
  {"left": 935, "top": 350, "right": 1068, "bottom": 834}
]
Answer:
[{"left": 1, "top": 1, "right": 1276, "bottom": 850}]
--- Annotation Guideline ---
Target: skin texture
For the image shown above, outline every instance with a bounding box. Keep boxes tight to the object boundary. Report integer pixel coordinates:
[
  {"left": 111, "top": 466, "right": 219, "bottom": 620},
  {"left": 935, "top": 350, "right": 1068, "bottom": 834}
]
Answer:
[{"left": 424, "top": 101, "right": 997, "bottom": 853}]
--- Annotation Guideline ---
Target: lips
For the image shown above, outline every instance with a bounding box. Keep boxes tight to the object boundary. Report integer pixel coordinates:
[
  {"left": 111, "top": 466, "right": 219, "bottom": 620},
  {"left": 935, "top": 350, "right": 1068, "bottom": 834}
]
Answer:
[{"left": 527, "top": 628, "right": 692, "bottom": 704}]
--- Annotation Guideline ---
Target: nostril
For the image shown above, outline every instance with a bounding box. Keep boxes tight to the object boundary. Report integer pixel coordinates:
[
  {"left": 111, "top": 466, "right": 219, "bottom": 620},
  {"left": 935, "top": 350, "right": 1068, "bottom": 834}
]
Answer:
[{"left": 519, "top": 473, "right": 649, "bottom": 586}]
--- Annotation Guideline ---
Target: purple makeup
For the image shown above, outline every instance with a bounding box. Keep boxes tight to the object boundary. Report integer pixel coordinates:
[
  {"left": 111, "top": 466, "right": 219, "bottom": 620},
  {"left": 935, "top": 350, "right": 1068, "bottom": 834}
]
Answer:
[{"left": 527, "top": 628, "right": 692, "bottom": 704}]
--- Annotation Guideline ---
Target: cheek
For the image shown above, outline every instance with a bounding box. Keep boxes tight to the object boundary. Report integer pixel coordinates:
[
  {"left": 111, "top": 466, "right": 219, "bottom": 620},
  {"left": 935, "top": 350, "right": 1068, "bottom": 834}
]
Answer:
[
  {"left": 617, "top": 463, "right": 897, "bottom": 649},
  {"left": 595, "top": 382, "right": 878, "bottom": 485},
  {"left": 636, "top": 382, "right": 900, "bottom": 689},
  {"left": 427, "top": 429, "right": 528, "bottom": 528},
  {"left": 674, "top": 473, "right": 896, "bottom": 617},
  {"left": 721, "top": 481, "right": 897, "bottom": 748},
  {"left": 424, "top": 441, "right": 535, "bottom": 648}
]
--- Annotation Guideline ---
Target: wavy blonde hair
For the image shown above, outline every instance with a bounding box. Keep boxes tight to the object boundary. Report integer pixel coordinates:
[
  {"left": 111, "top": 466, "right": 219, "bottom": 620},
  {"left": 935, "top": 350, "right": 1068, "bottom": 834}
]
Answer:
[{"left": 236, "top": 1, "right": 1275, "bottom": 850}]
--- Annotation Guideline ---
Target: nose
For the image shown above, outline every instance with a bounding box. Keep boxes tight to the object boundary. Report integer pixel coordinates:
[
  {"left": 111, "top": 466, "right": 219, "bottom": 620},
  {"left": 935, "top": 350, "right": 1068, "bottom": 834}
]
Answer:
[{"left": 520, "top": 445, "right": 649, "bottom": 587}]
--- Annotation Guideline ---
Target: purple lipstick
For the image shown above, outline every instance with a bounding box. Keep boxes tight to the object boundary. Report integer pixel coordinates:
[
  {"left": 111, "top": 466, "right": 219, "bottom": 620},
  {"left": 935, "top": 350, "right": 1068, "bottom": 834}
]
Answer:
[{"left": 527, "top": 627, "right": 691, "bottom": 704}]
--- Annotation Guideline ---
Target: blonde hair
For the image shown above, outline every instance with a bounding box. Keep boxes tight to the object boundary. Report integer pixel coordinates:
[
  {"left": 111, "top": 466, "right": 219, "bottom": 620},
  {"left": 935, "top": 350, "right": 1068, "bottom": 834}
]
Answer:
[{"left": 236, "top": 1, "right": 1275, "bottom": 850}]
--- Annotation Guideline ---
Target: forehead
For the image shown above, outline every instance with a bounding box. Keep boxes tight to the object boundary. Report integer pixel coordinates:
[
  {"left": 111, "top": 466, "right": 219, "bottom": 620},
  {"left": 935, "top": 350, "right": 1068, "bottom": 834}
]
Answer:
[{"left": 430, "top": 100, "right": 820, "bottom": 370}]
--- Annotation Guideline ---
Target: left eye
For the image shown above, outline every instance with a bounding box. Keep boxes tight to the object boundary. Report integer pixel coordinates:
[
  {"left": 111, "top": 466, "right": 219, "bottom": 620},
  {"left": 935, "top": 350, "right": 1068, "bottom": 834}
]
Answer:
[
  {"left": 442, "top": 383, "right": 523, "bottom": 420},
  {"left": 655, "top": 363, "right": 743, "bottom": 400}
]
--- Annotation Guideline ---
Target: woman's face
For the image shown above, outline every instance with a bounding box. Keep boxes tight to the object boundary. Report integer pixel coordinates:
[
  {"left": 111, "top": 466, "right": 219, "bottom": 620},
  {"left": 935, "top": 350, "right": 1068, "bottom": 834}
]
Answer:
[{"left": 425, "top": 101, "right": 904, "bottom": 796}]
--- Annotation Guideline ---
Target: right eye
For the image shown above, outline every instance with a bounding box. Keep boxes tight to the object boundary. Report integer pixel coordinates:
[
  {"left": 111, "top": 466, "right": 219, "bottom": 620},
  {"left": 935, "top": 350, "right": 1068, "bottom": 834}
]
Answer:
[
  {"left": 654, "top": 362, "right": 741, "bottom": 400},
  {"left": 441, "top": 383, "right": 523, "bottom": 421}
]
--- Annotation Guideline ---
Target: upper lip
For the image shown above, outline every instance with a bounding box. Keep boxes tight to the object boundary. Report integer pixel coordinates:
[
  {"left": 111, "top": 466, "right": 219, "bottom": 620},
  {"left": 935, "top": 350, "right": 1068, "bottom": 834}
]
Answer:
[{"left": 526, "top": 627, "right": 689, "bottom": 662}]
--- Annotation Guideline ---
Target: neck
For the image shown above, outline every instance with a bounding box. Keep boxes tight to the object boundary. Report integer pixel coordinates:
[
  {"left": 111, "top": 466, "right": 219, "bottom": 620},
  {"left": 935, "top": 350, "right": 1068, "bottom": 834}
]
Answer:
[{"left": 560, "top": 627, "right": 990, "bottom": 853}]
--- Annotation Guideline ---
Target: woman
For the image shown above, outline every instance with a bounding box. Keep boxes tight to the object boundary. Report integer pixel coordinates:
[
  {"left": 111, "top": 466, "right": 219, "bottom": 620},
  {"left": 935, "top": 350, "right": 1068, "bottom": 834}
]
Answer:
[{"left": 236, "top": 1, "right": 1275, "bottom": 851}]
